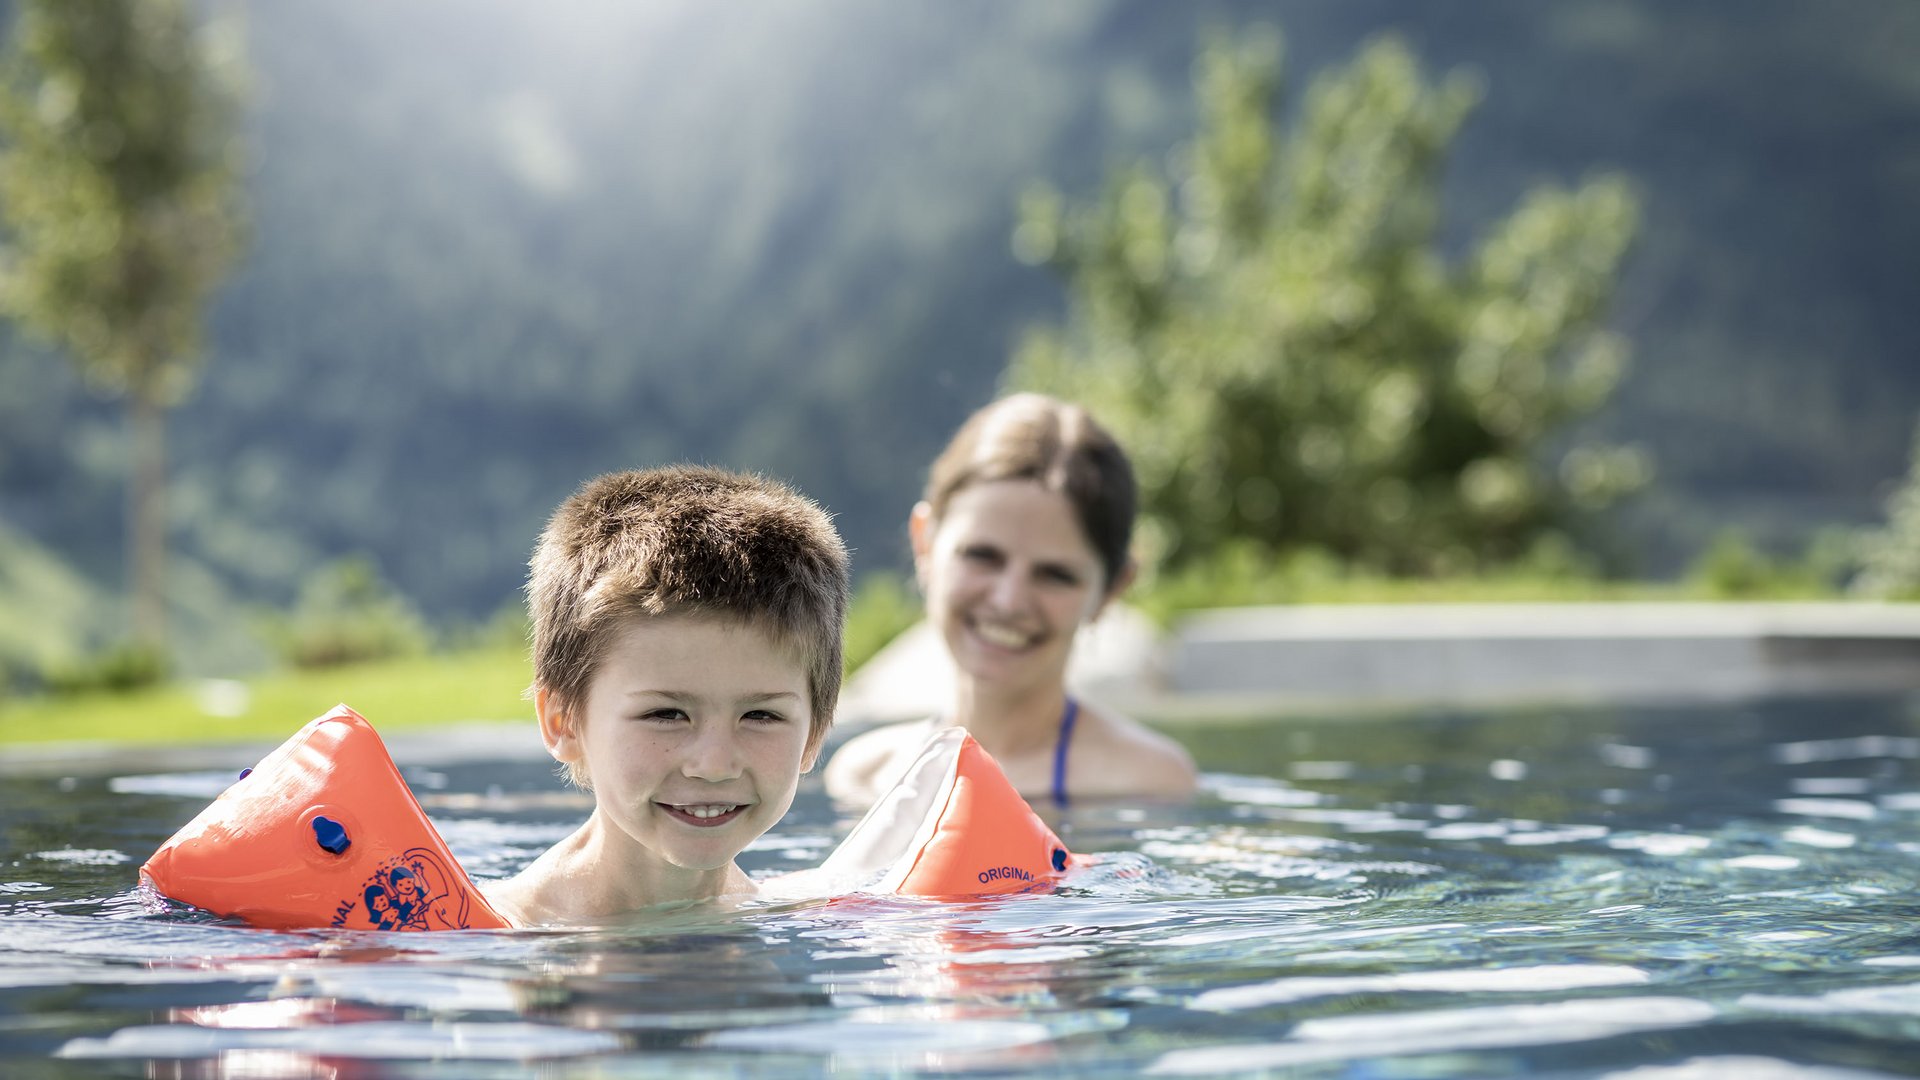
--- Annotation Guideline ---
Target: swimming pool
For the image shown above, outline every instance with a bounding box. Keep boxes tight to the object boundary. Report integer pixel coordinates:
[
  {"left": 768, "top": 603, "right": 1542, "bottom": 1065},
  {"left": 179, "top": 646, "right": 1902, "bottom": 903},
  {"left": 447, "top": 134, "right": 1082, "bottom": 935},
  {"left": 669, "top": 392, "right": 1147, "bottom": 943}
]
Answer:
[{"left": 5, "top": 694, "right": 1920, "bottom": 1077}]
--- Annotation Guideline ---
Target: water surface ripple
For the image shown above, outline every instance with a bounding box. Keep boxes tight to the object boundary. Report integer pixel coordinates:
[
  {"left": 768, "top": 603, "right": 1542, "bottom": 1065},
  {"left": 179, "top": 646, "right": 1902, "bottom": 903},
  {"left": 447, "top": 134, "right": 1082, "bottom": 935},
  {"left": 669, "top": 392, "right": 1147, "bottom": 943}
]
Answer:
[{"left": 5, "top": 694, "right": 1920, "bottom": 1077}]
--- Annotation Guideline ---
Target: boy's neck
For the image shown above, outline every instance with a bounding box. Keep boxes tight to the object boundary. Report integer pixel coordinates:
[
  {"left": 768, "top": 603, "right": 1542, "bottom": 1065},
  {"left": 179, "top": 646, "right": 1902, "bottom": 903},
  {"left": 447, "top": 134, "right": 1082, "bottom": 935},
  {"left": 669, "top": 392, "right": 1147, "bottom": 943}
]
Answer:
[{"left": 511, "top": 812, "right": 755, "bottom": 924}]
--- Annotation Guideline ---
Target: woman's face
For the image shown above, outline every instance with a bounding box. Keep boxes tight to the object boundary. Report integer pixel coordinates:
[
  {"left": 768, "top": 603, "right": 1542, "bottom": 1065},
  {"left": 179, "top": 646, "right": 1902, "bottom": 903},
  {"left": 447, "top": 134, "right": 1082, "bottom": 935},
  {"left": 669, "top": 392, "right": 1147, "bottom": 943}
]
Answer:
[{"left": 914, "top": 479, "right": 1118, "bottom": 693}]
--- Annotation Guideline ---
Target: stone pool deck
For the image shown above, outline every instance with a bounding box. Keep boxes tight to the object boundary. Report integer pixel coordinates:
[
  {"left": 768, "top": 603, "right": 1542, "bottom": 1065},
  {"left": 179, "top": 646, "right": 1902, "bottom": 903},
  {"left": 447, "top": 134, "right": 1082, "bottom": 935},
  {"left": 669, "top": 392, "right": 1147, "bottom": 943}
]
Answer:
[{"left": 839, "top": 602, "right": 1920, "bottom": 724}]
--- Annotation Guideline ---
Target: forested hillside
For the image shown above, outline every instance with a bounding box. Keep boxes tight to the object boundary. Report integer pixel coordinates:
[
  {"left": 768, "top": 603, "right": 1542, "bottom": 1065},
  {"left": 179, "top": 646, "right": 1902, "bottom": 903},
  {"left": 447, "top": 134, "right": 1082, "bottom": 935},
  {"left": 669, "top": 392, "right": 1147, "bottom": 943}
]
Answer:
[{"left": 1, "top": 0, "right": 1915, "bottom": 671}]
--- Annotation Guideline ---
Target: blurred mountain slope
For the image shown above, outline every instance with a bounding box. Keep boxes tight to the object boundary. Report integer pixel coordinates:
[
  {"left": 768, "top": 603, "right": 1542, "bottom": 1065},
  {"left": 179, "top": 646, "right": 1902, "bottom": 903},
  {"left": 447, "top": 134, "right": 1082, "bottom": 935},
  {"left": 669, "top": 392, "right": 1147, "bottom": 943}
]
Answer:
[{"left": 0, "top": 0, "right": 1913, "bottom": 648}]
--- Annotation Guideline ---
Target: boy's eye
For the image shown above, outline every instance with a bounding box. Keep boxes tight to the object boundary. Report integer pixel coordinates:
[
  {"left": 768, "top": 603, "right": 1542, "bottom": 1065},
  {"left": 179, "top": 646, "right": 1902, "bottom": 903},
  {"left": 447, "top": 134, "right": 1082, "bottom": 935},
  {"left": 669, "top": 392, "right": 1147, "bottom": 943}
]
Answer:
[
  {"left": 742, "top": 710, "right": 787, "bottom": 724},
  {"left": 640, "top": 708, "right": 689, "bottom": 722}
]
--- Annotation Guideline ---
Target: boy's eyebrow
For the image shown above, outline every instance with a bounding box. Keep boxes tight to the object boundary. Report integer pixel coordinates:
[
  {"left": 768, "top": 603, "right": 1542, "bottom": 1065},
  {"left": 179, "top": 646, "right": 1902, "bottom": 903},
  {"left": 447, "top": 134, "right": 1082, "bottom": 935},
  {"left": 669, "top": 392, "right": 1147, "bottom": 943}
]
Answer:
[
  {"left": 720, "top": 691, "right": 806, "bottom": 710},
  {"left": 621, "top": 689, "right": 803, "bottom": 702}
]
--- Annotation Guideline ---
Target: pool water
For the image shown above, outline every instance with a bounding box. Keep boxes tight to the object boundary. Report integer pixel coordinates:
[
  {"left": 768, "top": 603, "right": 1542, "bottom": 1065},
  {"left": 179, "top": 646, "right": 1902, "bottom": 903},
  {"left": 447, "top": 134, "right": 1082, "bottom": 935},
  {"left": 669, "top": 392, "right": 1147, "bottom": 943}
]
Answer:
[{"left": 5, "top": 695, "right": 1920, "bottom": 1078}]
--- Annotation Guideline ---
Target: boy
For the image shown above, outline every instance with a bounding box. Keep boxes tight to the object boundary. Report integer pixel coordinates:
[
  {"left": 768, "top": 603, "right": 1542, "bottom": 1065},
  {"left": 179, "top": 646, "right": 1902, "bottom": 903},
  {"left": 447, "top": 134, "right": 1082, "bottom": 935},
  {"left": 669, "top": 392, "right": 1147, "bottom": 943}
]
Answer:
[{"left": 483, "top": 465, "right": 849, "bottom": 926}]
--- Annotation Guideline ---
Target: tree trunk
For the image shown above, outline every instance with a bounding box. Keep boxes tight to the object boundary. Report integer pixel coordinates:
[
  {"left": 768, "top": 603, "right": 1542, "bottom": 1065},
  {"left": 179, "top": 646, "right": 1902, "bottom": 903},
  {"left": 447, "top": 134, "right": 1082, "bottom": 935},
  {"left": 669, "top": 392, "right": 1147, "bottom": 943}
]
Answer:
[{"left": 129, "top": 389, "right": 167, "bottom": 652}]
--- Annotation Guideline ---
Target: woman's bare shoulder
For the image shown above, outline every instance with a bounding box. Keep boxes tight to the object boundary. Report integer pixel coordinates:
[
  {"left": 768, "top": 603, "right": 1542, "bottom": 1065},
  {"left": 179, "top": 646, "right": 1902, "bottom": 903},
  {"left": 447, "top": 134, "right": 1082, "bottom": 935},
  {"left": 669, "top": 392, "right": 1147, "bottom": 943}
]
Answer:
[
  {"left": 1079, "top": 705, "right": 1199, "bottom": 799},
  {"left": 822, "top": 719, "right": 935, "bottom": 804}
]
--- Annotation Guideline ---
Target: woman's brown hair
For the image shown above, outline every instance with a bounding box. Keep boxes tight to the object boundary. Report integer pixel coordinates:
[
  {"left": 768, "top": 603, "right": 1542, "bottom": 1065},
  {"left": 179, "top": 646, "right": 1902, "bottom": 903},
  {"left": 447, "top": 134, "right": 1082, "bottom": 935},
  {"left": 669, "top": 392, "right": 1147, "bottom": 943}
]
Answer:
[{"left": 924, "top": 393, "right": 1136, "bottom": 588}]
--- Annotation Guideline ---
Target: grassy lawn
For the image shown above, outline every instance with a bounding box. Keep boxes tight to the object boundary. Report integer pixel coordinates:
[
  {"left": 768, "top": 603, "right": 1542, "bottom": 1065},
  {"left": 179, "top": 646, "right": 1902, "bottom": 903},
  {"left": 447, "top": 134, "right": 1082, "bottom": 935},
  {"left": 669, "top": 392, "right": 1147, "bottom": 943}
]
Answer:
[{"left": 0, "top": 647, "right": 532, "bottom": 746}]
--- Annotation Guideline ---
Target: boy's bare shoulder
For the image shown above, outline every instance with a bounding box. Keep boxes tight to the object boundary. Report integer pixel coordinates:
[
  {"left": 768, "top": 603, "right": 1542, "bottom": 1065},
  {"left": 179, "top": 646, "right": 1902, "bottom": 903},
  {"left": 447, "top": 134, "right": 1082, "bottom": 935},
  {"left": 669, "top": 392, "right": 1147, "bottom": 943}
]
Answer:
[
  {"left": 480, "top": 874, "right": 534, "bottom": 929},
  {"left": 479, "top": 840, "right": 581, "bottom": 928},
  {"left": 823, "top": 719, "right": 935, "bottom": 804}
]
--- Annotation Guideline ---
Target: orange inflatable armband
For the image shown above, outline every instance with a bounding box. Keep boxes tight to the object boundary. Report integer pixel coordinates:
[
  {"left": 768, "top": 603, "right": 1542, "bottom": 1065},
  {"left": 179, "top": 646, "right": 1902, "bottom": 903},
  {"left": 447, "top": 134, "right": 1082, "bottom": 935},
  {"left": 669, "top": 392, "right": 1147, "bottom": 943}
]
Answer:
[
  {"left": 807, "top": 727, "right": 1079, "bottom": 897},
  {"left": 140, "top": 705, "right": 508, "bottom": 931}
]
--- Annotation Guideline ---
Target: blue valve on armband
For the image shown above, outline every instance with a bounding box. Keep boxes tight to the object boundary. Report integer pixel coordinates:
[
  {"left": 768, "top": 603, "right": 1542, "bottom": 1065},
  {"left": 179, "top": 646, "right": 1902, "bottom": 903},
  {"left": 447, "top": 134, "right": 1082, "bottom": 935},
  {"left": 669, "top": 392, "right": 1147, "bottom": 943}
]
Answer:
[{"left": 311, "top": 815, "right": 351, "bottom": 855}]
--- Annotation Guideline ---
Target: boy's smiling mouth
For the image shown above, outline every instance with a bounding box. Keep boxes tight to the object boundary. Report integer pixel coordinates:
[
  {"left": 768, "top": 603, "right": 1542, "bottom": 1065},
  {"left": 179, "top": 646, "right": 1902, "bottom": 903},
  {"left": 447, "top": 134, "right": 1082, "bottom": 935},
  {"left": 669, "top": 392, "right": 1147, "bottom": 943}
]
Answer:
[{"left": 657, "top": 802, "right": 747, "bottom": 827}]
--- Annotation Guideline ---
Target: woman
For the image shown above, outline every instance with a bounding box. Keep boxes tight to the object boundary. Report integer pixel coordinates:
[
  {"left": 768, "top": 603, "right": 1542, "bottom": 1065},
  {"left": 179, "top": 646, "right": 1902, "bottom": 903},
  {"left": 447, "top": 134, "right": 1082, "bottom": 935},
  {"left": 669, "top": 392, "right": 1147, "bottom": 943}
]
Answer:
[{"left": 825, "top": 393, "right": 1197, "bottom": 807}]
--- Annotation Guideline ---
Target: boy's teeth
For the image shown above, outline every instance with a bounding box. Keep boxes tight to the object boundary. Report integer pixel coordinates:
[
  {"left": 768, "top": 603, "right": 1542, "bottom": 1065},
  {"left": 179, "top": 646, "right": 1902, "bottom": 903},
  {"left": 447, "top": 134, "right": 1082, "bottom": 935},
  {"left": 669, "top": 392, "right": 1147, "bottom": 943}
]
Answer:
[{"left": 679, "top": 804, "right": 737, "bottom": 819}]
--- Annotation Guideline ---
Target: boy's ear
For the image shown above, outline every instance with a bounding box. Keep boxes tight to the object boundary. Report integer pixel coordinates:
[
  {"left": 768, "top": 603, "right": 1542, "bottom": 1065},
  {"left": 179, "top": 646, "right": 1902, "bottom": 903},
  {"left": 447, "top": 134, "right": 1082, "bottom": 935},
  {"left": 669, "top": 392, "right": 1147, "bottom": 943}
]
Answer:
[{"left": 535, "top": 687, "right": 583, "bottom": 765}]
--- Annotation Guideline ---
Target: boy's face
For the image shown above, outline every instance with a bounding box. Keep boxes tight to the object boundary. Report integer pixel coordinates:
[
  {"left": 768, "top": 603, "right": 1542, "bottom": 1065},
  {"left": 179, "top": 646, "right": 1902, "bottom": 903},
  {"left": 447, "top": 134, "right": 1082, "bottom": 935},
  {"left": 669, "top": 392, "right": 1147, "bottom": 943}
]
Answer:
[{"left": 548, "top": 614, "right": 815, "bottom": 876}]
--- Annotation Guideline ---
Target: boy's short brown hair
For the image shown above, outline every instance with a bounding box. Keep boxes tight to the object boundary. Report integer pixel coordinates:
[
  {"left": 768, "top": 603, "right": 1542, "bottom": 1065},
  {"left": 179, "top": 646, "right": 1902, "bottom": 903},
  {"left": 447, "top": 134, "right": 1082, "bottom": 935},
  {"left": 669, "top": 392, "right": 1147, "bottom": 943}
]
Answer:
[{"left": 528, "top": 465, "right": 850, "bottom": 771}]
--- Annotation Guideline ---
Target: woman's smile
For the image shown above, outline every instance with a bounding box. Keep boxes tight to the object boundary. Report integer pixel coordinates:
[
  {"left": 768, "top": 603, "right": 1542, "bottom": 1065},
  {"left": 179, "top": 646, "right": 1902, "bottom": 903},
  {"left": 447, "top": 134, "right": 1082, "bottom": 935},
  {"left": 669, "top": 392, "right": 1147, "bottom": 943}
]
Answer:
[{"left": 967, "top": 617, "right": 1043, "bottom": 651}]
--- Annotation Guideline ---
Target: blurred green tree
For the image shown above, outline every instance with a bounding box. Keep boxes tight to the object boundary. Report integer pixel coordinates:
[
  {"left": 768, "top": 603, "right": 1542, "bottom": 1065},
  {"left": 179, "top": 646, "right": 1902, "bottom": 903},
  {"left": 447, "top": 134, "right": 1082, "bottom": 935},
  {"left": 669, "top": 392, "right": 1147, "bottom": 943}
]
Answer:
[
  {"left": 1854, "top": 421, "right": 1920, "bottom": 600},
  {"left": 267, "top": 556, "right": 431, "bottom": 670},
  {"left": 0, "top": 0, "right": 245, "bottom": 651},
  {"left": 1011, "top": 30, "right": 1648, "bottom": 576}
]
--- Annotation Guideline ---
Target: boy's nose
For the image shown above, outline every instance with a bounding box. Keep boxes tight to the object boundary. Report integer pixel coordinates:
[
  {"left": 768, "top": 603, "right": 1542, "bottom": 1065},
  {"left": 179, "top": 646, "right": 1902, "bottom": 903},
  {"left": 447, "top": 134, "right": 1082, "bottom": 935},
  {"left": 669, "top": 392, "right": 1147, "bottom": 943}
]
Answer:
[{"left": 680, "top": 724, "right": 743, "bottom": 781}]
